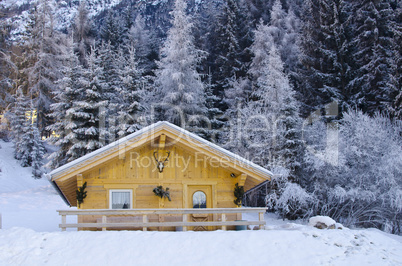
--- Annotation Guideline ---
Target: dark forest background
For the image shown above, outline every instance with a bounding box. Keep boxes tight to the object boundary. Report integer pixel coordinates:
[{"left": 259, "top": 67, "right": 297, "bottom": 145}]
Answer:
[{"left": 0, "top": 0, "right": 401, "bottom": 234}]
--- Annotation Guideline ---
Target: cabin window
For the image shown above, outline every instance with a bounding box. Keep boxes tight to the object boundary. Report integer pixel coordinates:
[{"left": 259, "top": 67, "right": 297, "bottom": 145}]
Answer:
[
  {"left": 193, "top": 191, "right": 207, "bottom": 208},
  {"left": 109, "top": 190, "right": 132, "bottom": 209}
]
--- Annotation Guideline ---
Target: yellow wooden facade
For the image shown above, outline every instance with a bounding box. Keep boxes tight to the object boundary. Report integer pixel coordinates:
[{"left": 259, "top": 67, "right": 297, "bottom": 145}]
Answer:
[{"left": 50, "top": 122, "right": 272, "bottom": 229}]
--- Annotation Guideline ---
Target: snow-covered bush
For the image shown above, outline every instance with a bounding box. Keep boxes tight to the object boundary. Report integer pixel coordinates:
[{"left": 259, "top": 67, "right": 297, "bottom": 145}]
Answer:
[
  {"left": 266, "top": 175, "right": 314, "bottom": 220},
  {"left": 303, "top": 110, "right": 402, "bottom": 234}
]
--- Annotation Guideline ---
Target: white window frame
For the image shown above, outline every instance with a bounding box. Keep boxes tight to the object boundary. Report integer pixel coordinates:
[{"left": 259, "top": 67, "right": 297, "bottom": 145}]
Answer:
[{"left": 109, "top": 189, "right": 133, "bottom": 209}]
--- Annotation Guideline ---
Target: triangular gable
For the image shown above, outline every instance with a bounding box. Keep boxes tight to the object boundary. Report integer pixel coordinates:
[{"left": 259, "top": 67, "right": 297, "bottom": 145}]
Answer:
[{"left": 49, "top": 121, "right": 273, "bottom": 205}]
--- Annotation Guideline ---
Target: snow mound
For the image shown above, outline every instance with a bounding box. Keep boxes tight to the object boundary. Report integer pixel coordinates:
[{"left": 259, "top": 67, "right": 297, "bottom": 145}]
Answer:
[{"left": 309, "top": 216, "right": 344, "bottom": 230}]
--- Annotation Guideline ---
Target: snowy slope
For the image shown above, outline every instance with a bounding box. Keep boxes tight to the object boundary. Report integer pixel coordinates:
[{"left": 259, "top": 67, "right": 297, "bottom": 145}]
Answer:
[
  {"left": 0, "top": 140, "right": 69, "bottom": 232},
  {"left": 0, "top": 140, "right": 402, "bottom": 265}
]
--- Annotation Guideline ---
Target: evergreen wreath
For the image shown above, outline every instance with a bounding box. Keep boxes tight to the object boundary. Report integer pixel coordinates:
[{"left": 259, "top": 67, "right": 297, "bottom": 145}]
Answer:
[
  {"left": 234, "top": 183, "right": 244, "bottom": 207},
  {"left": 153, "top": 185, "right": 171, "bottom": 201},
  {"left": 76, "top": 182, "right": 87, "bottom": 207}
]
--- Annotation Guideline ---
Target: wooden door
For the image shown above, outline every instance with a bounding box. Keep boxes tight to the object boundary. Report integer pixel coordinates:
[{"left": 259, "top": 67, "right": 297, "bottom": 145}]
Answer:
[{"left": 187, "top": 185, "right": 212, "bottom": 230}]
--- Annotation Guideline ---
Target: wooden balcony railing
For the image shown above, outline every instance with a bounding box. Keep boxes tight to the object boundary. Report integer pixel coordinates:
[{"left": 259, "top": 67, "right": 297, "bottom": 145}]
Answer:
[{"left": 57, "top": 208, "right": 267, "bottom": 231}]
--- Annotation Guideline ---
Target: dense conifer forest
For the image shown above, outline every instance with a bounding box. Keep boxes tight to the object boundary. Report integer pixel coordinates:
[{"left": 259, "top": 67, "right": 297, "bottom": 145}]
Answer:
[{"left": 0, "top": 0, "right": 401, "bottom": 234}]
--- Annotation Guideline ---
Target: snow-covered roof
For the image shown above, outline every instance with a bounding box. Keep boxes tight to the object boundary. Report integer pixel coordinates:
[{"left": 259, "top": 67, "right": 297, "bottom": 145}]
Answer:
[{"left": 49, "top": 121, "right": 273, "bottom": 180}]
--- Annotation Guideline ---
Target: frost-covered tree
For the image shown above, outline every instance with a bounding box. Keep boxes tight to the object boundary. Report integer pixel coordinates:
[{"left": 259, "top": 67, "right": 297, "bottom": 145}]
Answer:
[
  {"left": 275, "top": 93, "right": 304, "bottom": 183},
  {"left": 72, "top": 0, "right": 94, "bottom": 66},
  {"left": 114, "top": 46, "right": 146, "bottom": 138},
  {"left": 128, "top": 15, "right": 156, "bottom": 76},
  {"left": 100, "top": 10, "right": 122, "bottom": 50},
  {"left": 47, "top": 41, "right": 87, "bottom": 168},
  {"left": 347, "top": 0, "right": 398, "bottom": 115},
  {"left": 227, "top": 36, "right": 303, "bottom": 174},
  {"left": 249, "top": 1, "right": 301, "bottom": 97},
  {"left": 17, "top": 0, "right": 65, "bottom": 135},
  {"left": 201, "top": 72, "right": 225, "bottom": 143},
  {"left": 298, "top": 0, "right": 349, "bottom": 116},
  {"left": 11, "top": 88, "right": 31, "bottom": 159},
  {"left": 251, "top": 43, "right": 303, "bottom": 173},
  {"left": 12, "top": 88, "right": 45, "bottom": 178},
  {"left": 249, "top": 20, "right": 272, "bottom": 84},
  {"left": 213, "top": 0, "right": 252, "bottom": 98},
  {"left": 0, "top": 19, "right": 16, "bottom": 113},
  {"left": 53, "top": 46, "right": 106, "bottom": 163},
  {"left": 304, "top": 110, "right": 402, "bottom": 233},
  {"left": 98, "top": 41, "right": 120, "bottom": 141},
  {"left": 153, "top": 0, "right": 206, "bottom": 131}
]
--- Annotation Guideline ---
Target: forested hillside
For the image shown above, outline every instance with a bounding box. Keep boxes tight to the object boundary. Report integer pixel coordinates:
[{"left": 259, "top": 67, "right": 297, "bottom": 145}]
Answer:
[{"left": 0, "top": 0, "right": 401, "bottom": 234}]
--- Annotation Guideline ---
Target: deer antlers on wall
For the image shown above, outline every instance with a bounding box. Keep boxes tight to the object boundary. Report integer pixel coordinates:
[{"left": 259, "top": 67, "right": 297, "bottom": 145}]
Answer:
[{"left": 153, "top": 151, "right": 170, "bottom": 173}]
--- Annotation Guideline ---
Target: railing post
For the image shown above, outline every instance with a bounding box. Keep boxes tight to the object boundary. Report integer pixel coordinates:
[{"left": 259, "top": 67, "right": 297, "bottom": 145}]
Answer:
[
  {"left": 182, "top": 214, "right": 187, "bottom": 231},
  {"left": 142, "top": 214, "right": 148, "bottom": 231},
  {"left": 259, "top": 211, "right": 265, "bottom": 230},
  {"left": 61, "top": 214, "right": 66, "bottom": 231},
  {"left": 102, "top": 215, "right": 107, "bottom": 231},
  {"left": 221, "top": 213, "right": 226, "bottom": 231}
]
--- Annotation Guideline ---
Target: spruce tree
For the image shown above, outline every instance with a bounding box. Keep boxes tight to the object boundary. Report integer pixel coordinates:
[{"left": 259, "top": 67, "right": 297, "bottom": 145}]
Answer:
[
  {"left": 213, "top": 0, "right": 252, "bottom": 99},
  {"left": 201, "top": 72, "right": 225, "bottom": 143},
  {"left": 98, "top": 41, "right": 121, "bottom": 142},
  {"left": 298, "top": 0, "right": 349, "bottom": 116},
  {"left": 128, "top": 15, "right": 156, "bottom": 76},
  {"left": 12, "top": 88, "right": 45, "bottom": 177},
  {"left": 101, "top": 10, "right": 122, "bottom": 50},
  {"left": 347, "top": 0, "right": 398, "bottom": 115},
  {"left": 115, "top": 46, "right": 145, "bottom": 138},
  {"left": 391, "top": 2, "right": 402, "bottom": 120},
  {"left": 248, "top": 42, "right": 302, "bottom": 172},
  {"left": 72, "top": 1, "right": 94, "bottom": 66},
  {"left": 153, "top": 0, "right": 206, "bottom": 131},
  {"left": 275, "top": 92, "right": 304, "bottom": 183},
  {"left": 70, "top": 46, "right": 106, "bottom": 157},
  {"left": 47, "top": 41, "right": 86, "bottom": 168},
  {"left": 51, "top": 46, "right": 106, "bottom": 163}
]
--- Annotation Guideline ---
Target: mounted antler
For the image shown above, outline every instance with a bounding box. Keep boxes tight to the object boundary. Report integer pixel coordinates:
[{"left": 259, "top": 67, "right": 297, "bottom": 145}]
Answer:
[{"left": 153, "top": 151, "right": 170, "bottom": 173}]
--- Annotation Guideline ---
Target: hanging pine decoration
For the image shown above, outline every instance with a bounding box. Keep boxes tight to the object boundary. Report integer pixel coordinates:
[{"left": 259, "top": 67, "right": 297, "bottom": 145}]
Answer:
[
  {"left": 234, "top": 183, "right": 244, "bottom": 207},
  {"left": 76, "top": 182, "right": 87, "bottom": 207},
  {"left": 153, "top": 185, "right": 171, "bottom": 201}
]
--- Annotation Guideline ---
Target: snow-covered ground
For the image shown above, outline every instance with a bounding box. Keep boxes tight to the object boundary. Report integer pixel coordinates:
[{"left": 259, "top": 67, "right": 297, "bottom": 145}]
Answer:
[{"left": 0, "top": 140, "right": 402, "bottom": 265}]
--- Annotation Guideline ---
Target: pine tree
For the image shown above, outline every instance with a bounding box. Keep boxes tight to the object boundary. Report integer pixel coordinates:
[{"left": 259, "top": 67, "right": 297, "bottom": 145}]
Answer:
[
  {"left": 71, "top": 46, "right": 106, "bottom": 157},
  {"left": 0, "top": 19, "right": 15, "bottom": 113},
  {"left": 249, "top": 1, "right": 301, "bottom": 84},
  {"left": 11, "top": 88, "right": 31, "bottom": 162},
  {"left": 101, "top": 10, "right": 122, "bottom": 50},
  {"left": 12, "top": 88, "right": 45, "bottom": 177},
  {"left": 389, "top": 1, "right": 402, "bottom": 120},
  {"left": 298, "top": 0, "right": 350, "bottom": 116},
  {"left": 29, "top": 123, "right": 45, "bottom": 179},
  {"left": 249, "top": 20, "right": 273, "bottom": 85},
  {"left": 114, "top": 46, "right": 145, "bottom": 138},
  {"left": 347, "top": 0, "right": 398, "bottom": 115},
  {"left": 248, "top": 41, "right": 302, "bottom": 173},
  {"left": 98, "top": 41, "right": 121, "bottom": 142},
  {"left": 47, "top": 41, "right": 86, "bottom": 168},
  {"left": 128, "top": 14, "right": 156, "bottom": 76},
  {"left": 201, "top": 72, "right": 225, "bottom": 143},
  {"left": 153, "top": 0, "right": 206, "bottom": 131},
  {"left": 213, "top": 0, "right": 252, "bottom": 99},
  {"left": 72, "top": 0, "right": 94, "bottom": 66},
  {"left": 275, "top": 92, "right": 304, "bottom": 183}
]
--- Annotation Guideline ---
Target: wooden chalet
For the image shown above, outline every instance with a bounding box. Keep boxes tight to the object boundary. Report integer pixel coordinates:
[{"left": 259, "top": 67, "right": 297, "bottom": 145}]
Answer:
[{"left": 49, "top": 121, "right": 272, "bottom": 231}]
